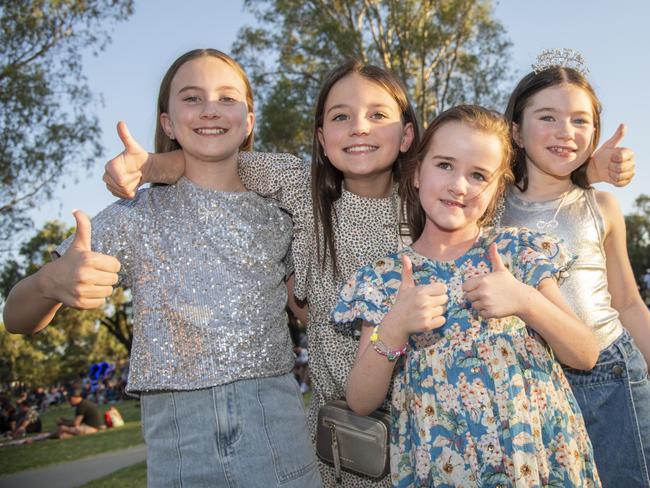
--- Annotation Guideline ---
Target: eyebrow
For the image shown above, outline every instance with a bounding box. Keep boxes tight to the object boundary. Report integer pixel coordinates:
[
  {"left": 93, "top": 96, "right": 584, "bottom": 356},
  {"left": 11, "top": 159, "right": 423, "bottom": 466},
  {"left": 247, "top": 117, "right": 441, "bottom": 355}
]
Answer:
[
  {"left": 177, "top": 85, "right": 243, "bottom": 95},
  {"left": 326, "top": 103, "right": 394, "bottom": 115},
  {"left": 532, "top": 107, "right": 592, "bottom": 116}
]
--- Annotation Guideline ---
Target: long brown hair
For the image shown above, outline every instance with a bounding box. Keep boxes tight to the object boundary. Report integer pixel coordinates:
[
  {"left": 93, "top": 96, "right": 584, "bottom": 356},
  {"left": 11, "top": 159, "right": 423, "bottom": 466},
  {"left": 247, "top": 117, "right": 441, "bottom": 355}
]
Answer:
[
  {"left": 154, "top": 48, "right": 255, "bottom": 154},
  {"left": 402, "top": 105, "right": 514, "bottom": 241},
  {"left": 311, "top": 60, "right": 420, "bottom": 276},
  {"left": 504, "top": 67, "right": 601, "bottom": 191}
]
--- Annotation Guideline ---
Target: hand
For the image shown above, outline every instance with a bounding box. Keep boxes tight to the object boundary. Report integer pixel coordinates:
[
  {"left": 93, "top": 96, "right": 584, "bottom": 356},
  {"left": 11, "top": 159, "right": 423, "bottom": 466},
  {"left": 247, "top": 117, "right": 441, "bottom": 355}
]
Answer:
[
  {"left": 463, "top": 243, "right": 529, "bottom": 319},
  {"left": 44, "top": 211, "right": 121, "bottom": 309},
  {"left": 103, "top": 121, "right": 150, "bottom": 199},
  {"left": 590, "top": 124, "right": 635, "bottom": 187},
  {"left": 380, "top": 255, "right": 448, "bottom": 342}
]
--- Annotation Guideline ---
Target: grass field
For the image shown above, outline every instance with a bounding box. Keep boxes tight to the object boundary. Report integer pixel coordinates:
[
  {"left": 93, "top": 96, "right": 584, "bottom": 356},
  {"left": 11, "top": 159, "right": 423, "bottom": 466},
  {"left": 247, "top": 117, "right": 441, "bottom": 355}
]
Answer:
[
  {"left": 82, "top": 461, "right": 147, "bottom": 488},
  {"left": 0, "top": 399, "right": 143, "bottom": 475}
]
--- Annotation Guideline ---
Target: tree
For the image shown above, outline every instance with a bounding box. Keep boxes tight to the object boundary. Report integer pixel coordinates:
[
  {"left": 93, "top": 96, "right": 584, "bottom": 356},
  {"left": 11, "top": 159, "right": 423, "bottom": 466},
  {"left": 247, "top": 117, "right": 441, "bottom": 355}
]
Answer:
[
  {"left": 0, "top": 220, "right": 131, "bottom": 388},
  {"left": 233, "top": 0, "right": 512, "bottom": 155},
  {"left": 0, "top": 0, "right": 134, "bottom": 250},
  {"left": 625, "top": 194, "right": 650, "bottom": 283}
]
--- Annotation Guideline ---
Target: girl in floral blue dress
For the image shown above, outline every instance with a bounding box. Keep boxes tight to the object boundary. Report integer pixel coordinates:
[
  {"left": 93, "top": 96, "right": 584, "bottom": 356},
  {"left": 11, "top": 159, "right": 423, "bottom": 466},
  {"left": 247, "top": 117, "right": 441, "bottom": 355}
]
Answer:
[{"left": 333, "top": 105, "right": 601, "bottom": 487}]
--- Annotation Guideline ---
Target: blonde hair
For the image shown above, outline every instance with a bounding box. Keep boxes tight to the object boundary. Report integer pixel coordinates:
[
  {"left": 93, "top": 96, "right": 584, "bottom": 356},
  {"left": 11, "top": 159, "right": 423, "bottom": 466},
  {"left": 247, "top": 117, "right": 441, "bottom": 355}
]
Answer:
[
  {"left": 154, "top": 48, "right": 254, "bottom": 154},
  {"left": 402, "top": 105, "right": 514, "bottom": 240}
]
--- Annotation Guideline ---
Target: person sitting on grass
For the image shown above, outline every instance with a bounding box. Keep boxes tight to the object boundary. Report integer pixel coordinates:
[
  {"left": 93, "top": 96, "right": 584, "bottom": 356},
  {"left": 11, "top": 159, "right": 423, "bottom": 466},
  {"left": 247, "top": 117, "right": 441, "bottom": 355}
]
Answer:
[
  {"left": 11, "top": 400, "right": 42, "bottom": 438},
  {"left": 55, "top": 388, "right": 104, "bottom": 439}
]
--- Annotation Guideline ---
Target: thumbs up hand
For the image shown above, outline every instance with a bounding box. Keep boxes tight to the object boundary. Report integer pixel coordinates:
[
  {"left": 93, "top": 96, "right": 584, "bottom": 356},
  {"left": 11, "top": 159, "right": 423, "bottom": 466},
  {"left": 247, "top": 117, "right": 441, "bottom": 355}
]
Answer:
[
  {"left": 103, "top": 121, "right": 151, "bottom": 199},
  {"left": 463, "top": 243, "right": 527, "bottom": 319},
  {"left": 590, "top": 123, "right": 635, "bottom": 187},
  {"left": 379, "top": 255, "right": 448, "bottom": 345},
  {"left": 46, "top": 210, "right": 121, "bottom": 309}
]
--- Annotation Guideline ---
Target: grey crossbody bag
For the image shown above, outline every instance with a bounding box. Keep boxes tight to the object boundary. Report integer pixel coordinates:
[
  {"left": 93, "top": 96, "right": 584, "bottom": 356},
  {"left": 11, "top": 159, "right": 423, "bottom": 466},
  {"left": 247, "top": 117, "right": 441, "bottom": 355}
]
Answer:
[{"left": 316, "top": 400, "right": 390, "bottom": 482}]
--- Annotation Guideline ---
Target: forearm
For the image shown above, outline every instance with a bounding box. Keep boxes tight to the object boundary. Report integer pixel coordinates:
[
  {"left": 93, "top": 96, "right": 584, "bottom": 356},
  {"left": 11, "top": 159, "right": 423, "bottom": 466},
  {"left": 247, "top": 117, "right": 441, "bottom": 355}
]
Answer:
[
  {"left": 146, "top": 150, "right": 185, "bottom": 184},
  {"left": 517, "top": 284, "right": 599, "bottom": 369},
  {"left": 618, "top": 299, "right": 650, "bottom": 366},
  {"left": 3, "top": 263, "right": 62, "bottom": 334}
]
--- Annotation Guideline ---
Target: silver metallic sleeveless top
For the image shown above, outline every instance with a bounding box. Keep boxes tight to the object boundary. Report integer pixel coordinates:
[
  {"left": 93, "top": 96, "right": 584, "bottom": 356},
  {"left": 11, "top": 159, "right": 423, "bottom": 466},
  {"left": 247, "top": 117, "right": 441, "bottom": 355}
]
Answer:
[
  {"left": 501, "top": 186, "right": 623, "bottom": 350},
  {"left": 56, "top": 176, "right": 295, "bottom": 392}
]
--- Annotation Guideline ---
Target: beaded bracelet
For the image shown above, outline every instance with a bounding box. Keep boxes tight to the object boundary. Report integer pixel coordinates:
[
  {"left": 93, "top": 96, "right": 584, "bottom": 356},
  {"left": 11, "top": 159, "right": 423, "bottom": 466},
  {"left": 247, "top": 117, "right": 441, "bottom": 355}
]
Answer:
[{"left": 369, "top": 325, "right": 408, "bottom": 362}]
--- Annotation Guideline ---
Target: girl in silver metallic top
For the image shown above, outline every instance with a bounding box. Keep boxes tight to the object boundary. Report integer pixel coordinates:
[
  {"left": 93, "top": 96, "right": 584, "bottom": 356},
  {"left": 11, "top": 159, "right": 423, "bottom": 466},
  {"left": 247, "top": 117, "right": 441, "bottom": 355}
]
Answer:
[
  {"left": 3, "top": 49, "right": 321, "bottom": 488},
  {"left": 501, "top": 49, "right": 650, "bottom": 487}
]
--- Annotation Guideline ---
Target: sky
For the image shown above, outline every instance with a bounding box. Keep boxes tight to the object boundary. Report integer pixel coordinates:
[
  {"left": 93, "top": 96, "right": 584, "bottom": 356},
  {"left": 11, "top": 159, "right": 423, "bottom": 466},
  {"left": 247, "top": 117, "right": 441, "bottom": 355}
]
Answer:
[{"left": 29, "top": 0, "right": 650, "bottom": 234}]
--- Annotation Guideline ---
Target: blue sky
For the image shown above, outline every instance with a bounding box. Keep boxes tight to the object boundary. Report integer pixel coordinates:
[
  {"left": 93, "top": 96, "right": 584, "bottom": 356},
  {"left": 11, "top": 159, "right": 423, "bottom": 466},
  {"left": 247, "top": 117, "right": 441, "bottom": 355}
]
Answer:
[{"left": 30, "top": 0, "right": 650, "bottom": 233}]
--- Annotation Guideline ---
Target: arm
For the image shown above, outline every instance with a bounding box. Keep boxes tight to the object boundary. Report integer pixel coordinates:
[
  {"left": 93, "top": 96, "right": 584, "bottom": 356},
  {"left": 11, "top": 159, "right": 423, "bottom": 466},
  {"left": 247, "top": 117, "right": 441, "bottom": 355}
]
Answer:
[
  {"left": 286, "top": 274, "right": 308, "bottom": 325},
  {"left": 345, "top": 256, "right": 448, "bottom": 415},
  {"left": 598, "top": 191, "right": 650, "bottom": 365},
  {"left": 3, "top": 212, "right": 121, "bottom": 334},
  {"left": 73, "top": 414, "right": 84, "bottom": 428},
  {"left": 586, "top": 123, "right": 635, "bottom": 187},
  {"left": 464, "top": 244, "right": 599, "bottom": 370}
]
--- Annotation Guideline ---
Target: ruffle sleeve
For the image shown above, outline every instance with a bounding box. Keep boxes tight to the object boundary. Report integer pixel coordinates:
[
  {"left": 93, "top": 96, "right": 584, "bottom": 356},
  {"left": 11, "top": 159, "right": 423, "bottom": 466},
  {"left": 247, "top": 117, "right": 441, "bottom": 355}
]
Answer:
[{"left": 331, "top": 264, "right": 390, "bottom": 328}]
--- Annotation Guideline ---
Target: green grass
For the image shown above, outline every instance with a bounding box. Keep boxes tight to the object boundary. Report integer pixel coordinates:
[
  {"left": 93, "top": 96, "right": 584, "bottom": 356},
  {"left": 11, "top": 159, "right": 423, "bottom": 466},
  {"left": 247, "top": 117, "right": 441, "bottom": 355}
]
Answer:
[
  {"left": 0, "top": 400, "right": 143, "bottom": 475},
  {"left": 82, "top": 461, "right": 147, "bottom": 488}
]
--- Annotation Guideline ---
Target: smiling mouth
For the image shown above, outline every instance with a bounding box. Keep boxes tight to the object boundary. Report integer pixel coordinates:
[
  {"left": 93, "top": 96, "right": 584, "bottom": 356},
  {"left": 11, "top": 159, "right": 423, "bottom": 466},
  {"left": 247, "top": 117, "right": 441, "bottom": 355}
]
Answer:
[
  {"left": 344, "top": 144, "right": 378, "bottom": 154},
  {"left": 548, "top": 146, "right": 576, "bottom": 156},
  {"left": 441, "top": 199, "right": 465, "bottom": 208},
  {"left": 195, "top": 128, "right": 228, "bottom": 135}
]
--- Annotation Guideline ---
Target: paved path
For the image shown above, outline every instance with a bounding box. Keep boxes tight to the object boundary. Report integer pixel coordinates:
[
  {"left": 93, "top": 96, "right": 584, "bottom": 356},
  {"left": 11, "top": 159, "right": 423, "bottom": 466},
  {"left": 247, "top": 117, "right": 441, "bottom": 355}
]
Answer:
[{"left": 0, "top": 444, "right": 146, "bottom": 488}]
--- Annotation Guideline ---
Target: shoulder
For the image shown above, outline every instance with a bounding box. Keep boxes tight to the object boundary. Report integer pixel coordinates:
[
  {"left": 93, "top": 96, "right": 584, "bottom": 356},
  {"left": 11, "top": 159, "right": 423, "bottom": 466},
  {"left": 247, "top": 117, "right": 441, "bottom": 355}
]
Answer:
[{"left": 239, "top": 151, "right": 306, "bottom": 168}]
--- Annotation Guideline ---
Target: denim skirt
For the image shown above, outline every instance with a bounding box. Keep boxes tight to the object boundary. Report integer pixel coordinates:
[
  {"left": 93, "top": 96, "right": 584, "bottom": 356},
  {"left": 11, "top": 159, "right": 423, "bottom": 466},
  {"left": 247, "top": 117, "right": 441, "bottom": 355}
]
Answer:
[
  {"left": 141, "top": 373, "right": 322, "bottom": 488},
  {"left": 564, "top": 329, "right": 650, "bottom": 487}
]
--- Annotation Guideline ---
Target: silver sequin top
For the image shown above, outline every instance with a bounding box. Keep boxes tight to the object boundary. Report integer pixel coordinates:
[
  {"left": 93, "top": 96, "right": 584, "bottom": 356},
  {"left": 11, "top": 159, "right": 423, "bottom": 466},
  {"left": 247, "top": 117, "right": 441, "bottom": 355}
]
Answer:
[
  {"left": 56, "top": 176, "right": 295, "bottom": 393},
  {"left": 502, "top": 186, "right": 623, "bottom": 350}
]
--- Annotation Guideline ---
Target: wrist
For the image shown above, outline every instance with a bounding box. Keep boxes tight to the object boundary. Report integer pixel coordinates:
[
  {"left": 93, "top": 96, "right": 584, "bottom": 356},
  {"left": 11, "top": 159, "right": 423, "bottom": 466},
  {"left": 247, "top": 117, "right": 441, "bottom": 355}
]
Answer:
[
  {"left": 378, "top": 312, "right": 410, "bottom": 347},
  {"left": 585, "top": 156, "right": 598, "bottom": 184},
  {"left": 514, "top": 284, "right": 539, "bottom": 323},
  {"left": 370, "top": 324, "right": 408, "bottom": 361}
]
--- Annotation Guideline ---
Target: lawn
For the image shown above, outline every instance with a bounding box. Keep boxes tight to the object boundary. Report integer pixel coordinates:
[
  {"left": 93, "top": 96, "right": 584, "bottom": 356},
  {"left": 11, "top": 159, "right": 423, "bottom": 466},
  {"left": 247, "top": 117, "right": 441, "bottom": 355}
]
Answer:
[
  {"left": 82, "top": 461, "right": 147, "bottom": 488},
  {"left": 0, "top": 399, "right": 143, "bottom": 475}
]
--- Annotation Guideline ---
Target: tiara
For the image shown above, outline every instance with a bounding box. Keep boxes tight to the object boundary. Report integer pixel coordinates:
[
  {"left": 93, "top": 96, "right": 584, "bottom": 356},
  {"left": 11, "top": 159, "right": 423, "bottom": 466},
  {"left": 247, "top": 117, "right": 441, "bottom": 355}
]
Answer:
[{"left": 531, "top": 48, "right": 589, "bottom": 76}]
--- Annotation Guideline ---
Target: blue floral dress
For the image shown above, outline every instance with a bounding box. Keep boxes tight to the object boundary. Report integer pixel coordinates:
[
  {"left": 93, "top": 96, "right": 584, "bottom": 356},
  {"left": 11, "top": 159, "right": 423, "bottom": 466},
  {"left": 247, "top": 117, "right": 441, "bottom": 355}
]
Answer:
[{"left": 332, "top": 227, "right": 600, "bottom": 488}]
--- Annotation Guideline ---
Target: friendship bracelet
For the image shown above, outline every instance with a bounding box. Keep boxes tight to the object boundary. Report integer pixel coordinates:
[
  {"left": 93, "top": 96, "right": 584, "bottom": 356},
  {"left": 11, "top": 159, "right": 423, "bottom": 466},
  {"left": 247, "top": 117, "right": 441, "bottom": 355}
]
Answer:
[{"left": 370, "top": 325, "right": 408, "bottom": 362}]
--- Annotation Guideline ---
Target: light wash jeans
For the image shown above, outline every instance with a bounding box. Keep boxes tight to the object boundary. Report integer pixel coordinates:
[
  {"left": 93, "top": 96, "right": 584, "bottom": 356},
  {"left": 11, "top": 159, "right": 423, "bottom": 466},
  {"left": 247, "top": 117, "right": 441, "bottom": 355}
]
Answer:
[
  {"left": 141, "top": 373, "right": 322, "bottom": 487},
  {"left": 564, "top": 329, "right": 650, "bottom": 487}
]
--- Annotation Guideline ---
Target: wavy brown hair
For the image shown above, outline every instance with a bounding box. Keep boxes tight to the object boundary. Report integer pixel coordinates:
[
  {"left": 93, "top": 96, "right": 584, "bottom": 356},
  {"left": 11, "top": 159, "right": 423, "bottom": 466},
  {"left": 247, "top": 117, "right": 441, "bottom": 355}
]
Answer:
[
  {"left": 154, "top": 48, "right": 254, "bottom": 154},
  {"left": 402, "top": 105, "right": 514, "bottom": 241},
  {"left": 311, "top": 60, "right": 420, "bottom": 276},
  {"left": 504, "top": 67, "right": 601, "bottom": 191}
]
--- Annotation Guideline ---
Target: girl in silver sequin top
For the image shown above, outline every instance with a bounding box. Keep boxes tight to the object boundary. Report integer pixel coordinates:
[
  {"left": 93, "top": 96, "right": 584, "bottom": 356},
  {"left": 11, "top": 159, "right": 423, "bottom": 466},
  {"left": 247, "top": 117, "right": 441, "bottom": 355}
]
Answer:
[
  {"left": 501, "top": 58, "right": 650, "bottom": 487},
  {"left": 3, "top": 49, "right": 321, "bottom": 488}
]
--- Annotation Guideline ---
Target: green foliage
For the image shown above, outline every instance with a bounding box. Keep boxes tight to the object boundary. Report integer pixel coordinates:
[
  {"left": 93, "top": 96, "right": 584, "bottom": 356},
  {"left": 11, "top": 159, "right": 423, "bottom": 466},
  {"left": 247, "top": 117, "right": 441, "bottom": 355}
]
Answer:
[
  {"left": 233, "top": 0, "right": 512, "bottom": 156},
  {"left": 0, "top": 0, "right": 134, "bottom": 248},
  {"left": 0, "top": 220, "right": 131, "bottom": 387},
  {"left": 625, "top": 194, "right": 650, "bottom": 282}
]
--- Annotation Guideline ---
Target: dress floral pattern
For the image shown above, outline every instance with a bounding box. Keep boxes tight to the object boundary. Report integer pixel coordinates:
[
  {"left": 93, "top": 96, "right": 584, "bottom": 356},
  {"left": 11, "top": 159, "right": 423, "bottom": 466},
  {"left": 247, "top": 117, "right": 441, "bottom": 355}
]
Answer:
[{"left": 333, "top": 227, "right": 600, "bottom": 488}]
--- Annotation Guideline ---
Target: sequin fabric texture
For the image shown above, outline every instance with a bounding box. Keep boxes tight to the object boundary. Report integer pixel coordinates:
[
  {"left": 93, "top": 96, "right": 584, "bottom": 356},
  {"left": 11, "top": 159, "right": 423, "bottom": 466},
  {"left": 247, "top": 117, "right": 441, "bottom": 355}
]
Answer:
[
  {"left": 56, "top": 176, "right": 295, "bottom": 393},
  {"left": 333, "top": 228, "right": 600, "bottom": 488},
  {"left": 236, "top": 151, "right": 401, "bottom": 488}
]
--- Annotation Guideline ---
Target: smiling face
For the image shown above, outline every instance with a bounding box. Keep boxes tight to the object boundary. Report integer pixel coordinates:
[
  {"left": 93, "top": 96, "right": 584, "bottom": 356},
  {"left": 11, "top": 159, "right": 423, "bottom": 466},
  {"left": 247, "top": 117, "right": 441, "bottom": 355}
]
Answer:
[
  {"left": 513, "top": 83, "right": 595, "bottom": 182},
  {"left": 316, "top": 73, "right": 413, "bottom": 185},
  {"left": 416, "top": 121, "right": 504, "bottom": 236},
  {"left": 160, "top": 56, "right": 254, "bottom": 165}
]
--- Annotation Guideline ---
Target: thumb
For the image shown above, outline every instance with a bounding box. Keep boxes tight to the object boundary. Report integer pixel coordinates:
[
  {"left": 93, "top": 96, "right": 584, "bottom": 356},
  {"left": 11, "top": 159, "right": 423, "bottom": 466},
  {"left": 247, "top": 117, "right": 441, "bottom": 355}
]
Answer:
[
  {"left": 488, "top": 243, "right": 506, "bottom": 272},
  {"left": 116, "top": 121, "right": 144, "bottom": 154},
  {"left": 71, "top": 210, "right": 92, "bottom": 251},
  {"left": 400, "top": 254, "right": 416, "bottom": 290},
  {"left": 601, "top": 123, "right": 626, "bottom": 148}
]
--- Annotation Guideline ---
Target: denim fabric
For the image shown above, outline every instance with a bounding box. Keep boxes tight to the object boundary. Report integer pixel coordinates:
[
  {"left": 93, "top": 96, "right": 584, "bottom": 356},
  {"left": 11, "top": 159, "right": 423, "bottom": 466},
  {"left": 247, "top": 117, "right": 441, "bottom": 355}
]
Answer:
[
  {"left": 564, "top": 329, "right": 650, "bottom": 487},
  {"left": 141, "top": 373, "right": 321, "bottom": 488}
]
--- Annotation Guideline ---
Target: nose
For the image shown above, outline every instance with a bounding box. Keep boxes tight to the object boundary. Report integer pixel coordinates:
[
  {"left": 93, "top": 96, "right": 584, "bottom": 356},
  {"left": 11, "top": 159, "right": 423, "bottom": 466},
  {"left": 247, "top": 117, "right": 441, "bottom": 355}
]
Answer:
[
  {"left": 448, "top": 174, "right": 468, "bottom": 196},
  {"left": 349, "top": 115, "right": 370, "bottom": 136},
  {"left": 555, "top": 118, "right": 574, "bottom": 140},
  {"left": 200, "top": 99, "right": 221, "bottom": 119}
]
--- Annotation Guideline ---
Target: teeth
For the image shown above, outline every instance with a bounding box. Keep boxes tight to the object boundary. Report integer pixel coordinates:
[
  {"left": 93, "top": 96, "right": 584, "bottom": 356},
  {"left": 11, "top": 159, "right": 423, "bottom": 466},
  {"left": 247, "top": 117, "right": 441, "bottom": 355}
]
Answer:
[
  {"left": 549, "top": 146, "right": 574, "bottom": 155},
  {"left": 345, "top": 145, "right": 377, "bottom": 153},
  {"left": 196, "top": 128, "right": 227, "bottom": 135},
  {"left": 442, "top": 200, "right": 464, "bottom": 207}
]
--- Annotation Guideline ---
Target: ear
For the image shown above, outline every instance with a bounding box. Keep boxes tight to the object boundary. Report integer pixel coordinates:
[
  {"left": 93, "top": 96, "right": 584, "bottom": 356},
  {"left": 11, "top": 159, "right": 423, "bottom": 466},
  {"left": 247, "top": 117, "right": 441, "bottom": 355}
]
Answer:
[
  {"left": 317, "top": 127, "right": 327, "bottom": 155},
  {"left": 511, "top": 122, "right": 523, "bottom": 148},
  {"left": 160, "top": 113, "right": 175, "bottom": 140},
  {"left": 400, "top": 122, "right": 415, "bottom": 153},
  {"left": 414, "top": 166, "right": 420, "bottom": 189},
  {"left": 245, "top": 111, "right": 255, "bottom": 137}
]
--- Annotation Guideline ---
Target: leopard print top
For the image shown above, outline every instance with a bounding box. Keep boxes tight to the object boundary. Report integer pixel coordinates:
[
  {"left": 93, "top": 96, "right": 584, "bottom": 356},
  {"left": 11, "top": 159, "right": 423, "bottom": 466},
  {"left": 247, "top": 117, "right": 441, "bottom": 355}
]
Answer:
[{"left": 238, "top": 151, "right": 404, "bottom": 487}]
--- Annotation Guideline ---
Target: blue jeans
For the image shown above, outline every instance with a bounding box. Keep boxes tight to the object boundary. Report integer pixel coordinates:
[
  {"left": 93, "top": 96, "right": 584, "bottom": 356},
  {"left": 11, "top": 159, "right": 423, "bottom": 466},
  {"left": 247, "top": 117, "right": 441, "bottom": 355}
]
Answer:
[
  {"left": 564, "top": 330, "right": 650, "bottom": 487},
  {"left": 141, "top": 373, "right": 322, "bottom": 488}
]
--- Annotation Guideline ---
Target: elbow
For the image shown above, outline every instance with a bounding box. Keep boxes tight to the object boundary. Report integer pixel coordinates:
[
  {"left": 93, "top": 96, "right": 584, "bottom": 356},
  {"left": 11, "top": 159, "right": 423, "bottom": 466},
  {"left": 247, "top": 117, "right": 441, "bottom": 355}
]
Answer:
[
  {"left": 565, "top": 345, "right": 599, "bottom": 371},
  {"left": 346, "top": 398, "right": 375, "bottom": 417}
]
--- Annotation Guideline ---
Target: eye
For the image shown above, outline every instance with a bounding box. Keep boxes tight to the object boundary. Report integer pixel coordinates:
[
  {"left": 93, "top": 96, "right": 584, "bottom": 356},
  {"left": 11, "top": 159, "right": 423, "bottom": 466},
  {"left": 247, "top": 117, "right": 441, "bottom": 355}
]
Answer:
[
  {"left": 332, "top": 113, "right": 349, "bottom": 122},
  {"left": 471, "top": 172, "right": 487, "bottom": 182},
  {"left": 220, "top": 96, "right": 236, "bottom": 103},
  {"left": 573, "top": 117, "right": 591, "bottom": 126},
  {"left": 436, "top": 161, "right": 452, "bottom": 171},
  {"left": 370, "top": 112, "right": 388, "bottom": 120},
  {"left": 183, "top": 95, "right": 200, "bottom": 103},
  {"left": 540, "top": 115, "right": 555, "bottom": 122}
]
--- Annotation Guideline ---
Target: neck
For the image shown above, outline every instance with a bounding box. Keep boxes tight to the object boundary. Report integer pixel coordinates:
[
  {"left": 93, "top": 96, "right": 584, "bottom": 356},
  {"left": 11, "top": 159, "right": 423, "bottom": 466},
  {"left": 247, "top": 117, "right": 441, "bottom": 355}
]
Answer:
[
  {"left": 413, "top": 221, "right": 480, "bottom": 261},
  {"left": 343, "top": 171, "right": 393, "bottom": 198},
  {"left": 183, "top": 152, "right": 245, "bottom": 192},
  {"left": 517, "top": 159, "right": 576, "bottom": 202}
]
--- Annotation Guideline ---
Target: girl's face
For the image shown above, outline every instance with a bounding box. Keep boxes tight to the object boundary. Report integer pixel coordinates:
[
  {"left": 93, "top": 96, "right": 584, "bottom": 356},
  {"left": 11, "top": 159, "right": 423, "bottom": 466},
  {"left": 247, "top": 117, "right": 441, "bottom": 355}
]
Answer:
[
  {"left": 416, "top": 122, "right": 503, "bottom": 234},
  {"left": 160, "top": 56, "right": 254, "bottom": 164},
  {"left": 317, "top": 73, "right": 413, "bottom": 183},
  {"left": 513, "top": 84, "right": 595, "bottom": 179}
]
